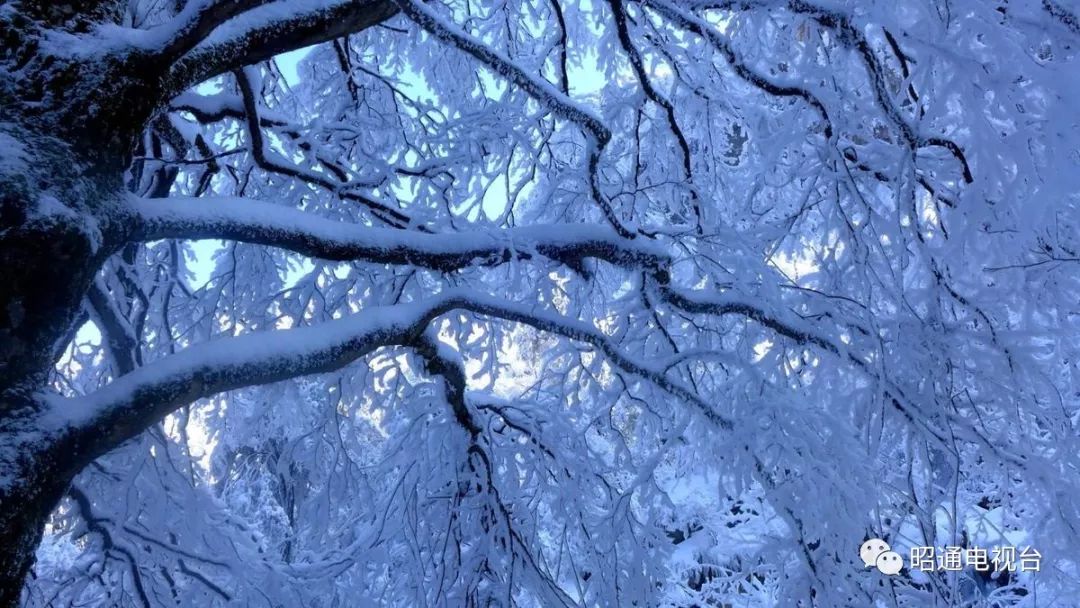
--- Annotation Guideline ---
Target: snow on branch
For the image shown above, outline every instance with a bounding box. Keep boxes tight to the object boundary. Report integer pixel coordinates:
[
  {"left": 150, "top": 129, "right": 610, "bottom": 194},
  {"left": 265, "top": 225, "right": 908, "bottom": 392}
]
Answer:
[
  {"left": 661, "top": 0, "right": 970, "bottom": 183},
  {"left": 609, "top": 0, "right": 696, "bottom": 176},
  {"left": 164, "top": 0, "right": 397, "bottom": 96},
  {"left": 230, "top": 68, "right": 416, "bottom": 229},
  {"left": 411, "top": 333, "right": 583, "bottom": 607},
  {"left": 123, "top": 194, "right": 1011, "bottom": 459},
  {"left": 644, "top": 0, "right": 834, "bottom": 139},
  {"left": 391, "top": 0, "right": 609, "bottom": 144},
  {"left": 129, "top": 190, "right": 980, "bottom": 442},
  {"left": 654, "top": 281, "right": 998, "bottom": 455},
  {"left": 127, "top": 195, "right": 666, "bottom": 270},
  {"left": 48, "top": 296, "right": 450, "bottom": 461},
  {"left": 782, "top": 0, "right": 973, "bottom": 182},
  {"left": 1044, "top": 0, "right": 1080, "bottom": 36},
  {"left": 51, "top": 288, "right": 727, "bottom": 463},
  {"left": 150, "top": 0, "right": 274, "bottom": 62},
  {"left": 391, "top": 0, "right": 637, "bottom": 238},
  {"left": 450, "top": 293, "right": 734, "bottom": 429},
  {"left": 657, "top": 282, "right": 843, "bottom": 356}
]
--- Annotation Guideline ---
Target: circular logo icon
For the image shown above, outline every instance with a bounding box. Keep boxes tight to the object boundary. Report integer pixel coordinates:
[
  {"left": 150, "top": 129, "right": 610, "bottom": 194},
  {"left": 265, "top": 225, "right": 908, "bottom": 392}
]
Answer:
[
  {"left": 860, "top": 538, "right": 890, "bottom": 568},
  {"left": 875, "top": 550, "right": 904, "bottom": 575}
]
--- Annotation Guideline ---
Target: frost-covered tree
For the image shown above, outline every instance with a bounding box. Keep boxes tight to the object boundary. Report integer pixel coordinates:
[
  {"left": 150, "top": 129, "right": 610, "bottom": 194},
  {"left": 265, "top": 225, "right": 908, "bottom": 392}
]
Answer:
[{"left": 2, "top": 0, "right": 1079, "bottom": 606}]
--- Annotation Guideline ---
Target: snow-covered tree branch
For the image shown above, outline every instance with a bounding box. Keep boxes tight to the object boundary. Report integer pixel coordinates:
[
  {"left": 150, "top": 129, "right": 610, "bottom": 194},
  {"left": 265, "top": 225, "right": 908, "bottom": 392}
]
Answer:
[
  {"left": 163, "top": 0, "right": 398, "bottom": 96},
  {"left": 3, "top": 0, "right": 1079, "bottom": 606},
  {"left": 128, "top": 196, "right": 667, "bottom": 270}
]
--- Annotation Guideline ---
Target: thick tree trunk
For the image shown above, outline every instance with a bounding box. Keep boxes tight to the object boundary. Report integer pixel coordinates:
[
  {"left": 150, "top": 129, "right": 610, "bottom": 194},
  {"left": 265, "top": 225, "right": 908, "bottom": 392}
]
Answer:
[
  {"left": 0, "top": 163, "right": 141, "bottom": 608},
  {"left": 0, "top": 2, "right": 397, "bottom": 602},
  {"left": 0, "top": 129, "right": 123, "bottom": 394},
  {"left": 0, "top": 402, "right": 83, "bottom": 607},
  {"left": 0, "top": 131, "right": 124, "bottom": 606},
  {"left": 0, "top": 395, "right": 112, "bottom": 606},
  {"left": 0, "top": 476, "right": 65, "bottom": 607}
]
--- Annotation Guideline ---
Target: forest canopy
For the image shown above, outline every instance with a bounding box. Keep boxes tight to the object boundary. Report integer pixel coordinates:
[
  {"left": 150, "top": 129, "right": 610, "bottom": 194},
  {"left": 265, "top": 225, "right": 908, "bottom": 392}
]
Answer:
[{"left": 1, "top": 0, "right": 1079, "bottom": 606}]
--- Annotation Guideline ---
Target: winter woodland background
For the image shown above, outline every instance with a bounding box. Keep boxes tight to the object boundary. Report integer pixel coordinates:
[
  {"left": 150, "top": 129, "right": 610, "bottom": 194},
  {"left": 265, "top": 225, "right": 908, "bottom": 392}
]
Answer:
[{"left": 11, "top": 0, "right": 1080, "bottom": 606}]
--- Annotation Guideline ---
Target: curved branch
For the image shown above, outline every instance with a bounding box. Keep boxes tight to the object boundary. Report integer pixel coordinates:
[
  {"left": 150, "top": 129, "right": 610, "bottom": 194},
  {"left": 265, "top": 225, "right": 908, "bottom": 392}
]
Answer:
[
  {"left": 656, "top": 282, "right": 843, "bottom": 356},
  {"left": 654, "top": 280, "right": 962, "bottom": 450},
  {"left": 67, "top": 486, "right": 151, "bottom": 608},
  {"left": 85, "top": 278, "right": 138, "bottom": 375},
  {"left": 609, "top": 0, "right": 695, "bottom": 178},
  {"left": 414, "top": 331, "right": 478, "bottom": 437},
  {"left": 1043, "top": 0, "right": 1080, "bottom": 37},
  {"left": 126, "top": 196, "right": 667, "bottom": 270},
  {"left": 549, "top": 0, "right": 571, "bottom": 95},
  {"left": 449, "top": 294, "right": 732, "bottom": 429},
  {"left": 645, "top": 0, "right": 834, "bottom": 139},
  {"left": 164, "top": 0, "right": 397, "bottom": 96},
  {"left": 784, "top": 0, "right": 973, "bottom": 183},
  {"left": 609, "top": 0, "right": 705, "bottom": 231},
  {"left": 232, "top": 68, "right": 415, "bottom": 228},
  {"left": 412, "top": 335, "right": 579, "bottom": 607},
  {"left": 126, "top": 193, "right": 967, "bottom": 445},
  {"left": 680, "top": 0, "right": 971, "bottom": 183},
  {"left": 391, "top": 0, "right": 638, "bottom": 238},
  {"left": 151, "top": 0, "right": 275, "bottom": 62},
  {"left": 50, "top": 288, "right": 727, "bottom": 467},
  {"left": 391, "top": 0, "right": 608, "bottom": 143},
  {"left": 49, "top": 297, "right": 450, "bottom": 461}
]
